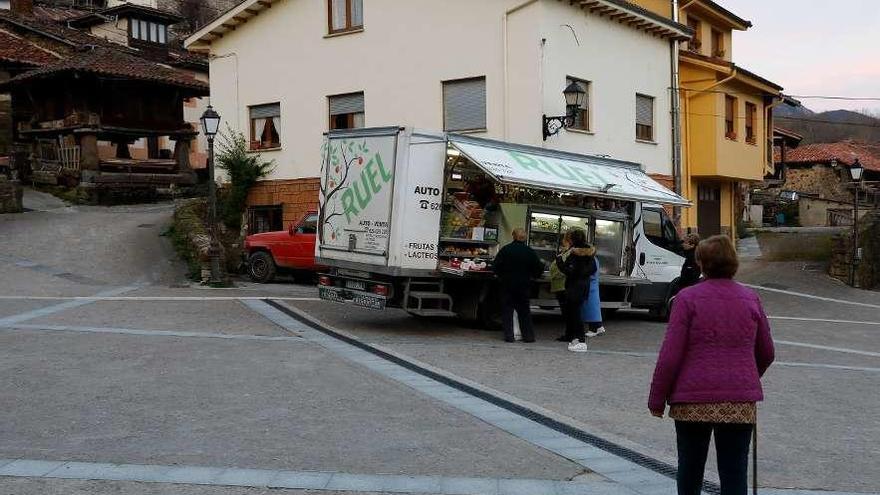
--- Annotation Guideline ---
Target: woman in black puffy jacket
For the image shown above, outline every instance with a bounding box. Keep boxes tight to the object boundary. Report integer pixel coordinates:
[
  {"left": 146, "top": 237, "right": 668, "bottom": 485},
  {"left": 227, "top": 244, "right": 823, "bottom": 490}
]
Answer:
[{"left": 556, "top": 228, "right": 596, "bottom": 351}]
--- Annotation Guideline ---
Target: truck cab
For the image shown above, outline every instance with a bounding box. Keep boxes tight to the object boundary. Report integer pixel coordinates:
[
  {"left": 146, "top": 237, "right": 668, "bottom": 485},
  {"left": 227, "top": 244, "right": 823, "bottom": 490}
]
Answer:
[
  {"left": 631, "top": 204, "right": 684, "bottom": 318},
  {"left": 244, "top": 211, "right": 324, "bottom": 283}
]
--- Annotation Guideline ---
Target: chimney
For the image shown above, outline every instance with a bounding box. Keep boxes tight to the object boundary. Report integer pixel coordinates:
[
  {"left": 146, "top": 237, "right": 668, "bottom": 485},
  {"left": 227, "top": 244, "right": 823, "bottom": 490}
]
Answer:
[{"left": 10, "top": 0, "right": 34, "bottom": 16}]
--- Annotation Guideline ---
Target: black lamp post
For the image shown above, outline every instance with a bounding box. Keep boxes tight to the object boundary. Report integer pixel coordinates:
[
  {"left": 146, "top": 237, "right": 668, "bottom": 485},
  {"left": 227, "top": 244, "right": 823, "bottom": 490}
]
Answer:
[
  {"left": 848, "top": 158, "right": 864, "bottom": 287},
  {"left": 200, "top": 104, "right": 222, "bottom": 285},
  {"left": 542, "top": 81, "right": 587, "bottom": 141}
]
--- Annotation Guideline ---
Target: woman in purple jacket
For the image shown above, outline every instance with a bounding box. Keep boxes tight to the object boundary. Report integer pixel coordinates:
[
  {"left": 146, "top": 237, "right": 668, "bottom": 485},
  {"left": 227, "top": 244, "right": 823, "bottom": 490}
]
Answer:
[{"left": 648, "top": 235, "right": 775, "bottom": 495}]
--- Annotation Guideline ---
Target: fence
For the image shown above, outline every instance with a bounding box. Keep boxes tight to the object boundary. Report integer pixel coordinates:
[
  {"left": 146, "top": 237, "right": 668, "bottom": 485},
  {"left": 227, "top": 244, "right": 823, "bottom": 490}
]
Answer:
[{"left": 35, "top": 138, "right": 80, "bottom": 172}]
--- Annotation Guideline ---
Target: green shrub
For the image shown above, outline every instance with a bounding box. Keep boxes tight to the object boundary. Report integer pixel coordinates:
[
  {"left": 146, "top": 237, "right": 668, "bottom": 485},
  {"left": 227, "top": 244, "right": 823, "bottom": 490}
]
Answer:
[
  {"left": 165, "top": 198, "right": 207, "bottom": 280},
  {"left": 215, "top": 126, "right": 274, "bottom": 230}
]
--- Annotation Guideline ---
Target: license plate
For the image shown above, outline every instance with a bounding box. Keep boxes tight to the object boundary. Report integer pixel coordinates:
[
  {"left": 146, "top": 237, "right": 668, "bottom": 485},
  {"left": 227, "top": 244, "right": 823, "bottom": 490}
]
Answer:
[
  {"left": 351, "top": 293, "right": 385, "bottom": 310},
  {"left": 318, "top": 286, "right": 385, "bottom": 310},
  {"left": 345, "top": 280, "right": 367, "bottom": 291}
]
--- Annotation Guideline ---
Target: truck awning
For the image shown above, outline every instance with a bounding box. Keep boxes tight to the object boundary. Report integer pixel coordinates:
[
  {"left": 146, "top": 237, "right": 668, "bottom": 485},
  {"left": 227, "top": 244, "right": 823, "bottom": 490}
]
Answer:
[{"left": 448, "top": 135, "right": 690, "bottom": 206}]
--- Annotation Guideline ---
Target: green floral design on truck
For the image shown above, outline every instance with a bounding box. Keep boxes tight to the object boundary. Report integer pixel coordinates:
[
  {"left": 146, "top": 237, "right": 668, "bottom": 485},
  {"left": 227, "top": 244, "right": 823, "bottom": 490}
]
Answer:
[{"left": 319, "top": 139, "right": 393, "bottom": 244}]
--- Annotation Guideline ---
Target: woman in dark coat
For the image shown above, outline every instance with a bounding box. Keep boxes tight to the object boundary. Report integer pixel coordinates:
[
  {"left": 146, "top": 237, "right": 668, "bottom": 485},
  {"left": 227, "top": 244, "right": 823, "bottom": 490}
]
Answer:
[
  {"left": 679, "top": 233, "right": 702, "bottom": 290},
  {"left": 556, "top": 228, "right": 596, "bottom": 352}
]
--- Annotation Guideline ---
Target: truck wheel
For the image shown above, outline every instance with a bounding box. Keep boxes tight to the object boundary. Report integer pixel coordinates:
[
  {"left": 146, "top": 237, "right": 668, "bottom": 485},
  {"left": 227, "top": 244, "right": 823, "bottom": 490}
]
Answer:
[
  {"left": 649, "top": 295, "right": 675, "bottom": 322},
  {"left": 601, "top": 308, "right": 618, "bottom": 319},
  {"left": 478, "top": 297, "right": 503, "bottom": 331},
  {"left": 248, "top": 252, "right": 276, "bottom": 283}
]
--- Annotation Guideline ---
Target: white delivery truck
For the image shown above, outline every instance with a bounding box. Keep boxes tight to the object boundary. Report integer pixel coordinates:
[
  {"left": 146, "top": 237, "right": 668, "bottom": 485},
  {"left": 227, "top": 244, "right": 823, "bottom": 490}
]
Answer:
[{"left": 316, "top": 127, "right": 689, "bottom": 326}]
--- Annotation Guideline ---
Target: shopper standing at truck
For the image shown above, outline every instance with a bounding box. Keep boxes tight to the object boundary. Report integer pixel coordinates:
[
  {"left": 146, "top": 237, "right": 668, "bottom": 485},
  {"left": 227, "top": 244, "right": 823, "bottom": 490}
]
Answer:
[
  {"left": 582, "top": 257, "right": 605, "bottom": 338},
  {"left": 494, "top": 228, "right": 544, "bottom": 343},
  {"left": 551, "top": 232, "right": 573, "bottom": 342},
  {"left": 557, "top": 228, "right": 597, "bottom": 352}
]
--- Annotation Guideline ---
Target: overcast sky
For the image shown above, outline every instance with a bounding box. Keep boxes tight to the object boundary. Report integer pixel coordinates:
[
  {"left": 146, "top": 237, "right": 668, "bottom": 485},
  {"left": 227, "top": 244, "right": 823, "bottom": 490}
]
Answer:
[{"left": 728, "top": 0, "right": 880, "bottom": 114}]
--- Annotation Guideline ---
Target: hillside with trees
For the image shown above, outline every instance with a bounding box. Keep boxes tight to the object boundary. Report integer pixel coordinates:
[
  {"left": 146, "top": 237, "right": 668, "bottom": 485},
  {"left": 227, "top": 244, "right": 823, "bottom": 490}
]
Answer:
[{"left": 775, "top": 105, "right": 880, "bottom": 144}]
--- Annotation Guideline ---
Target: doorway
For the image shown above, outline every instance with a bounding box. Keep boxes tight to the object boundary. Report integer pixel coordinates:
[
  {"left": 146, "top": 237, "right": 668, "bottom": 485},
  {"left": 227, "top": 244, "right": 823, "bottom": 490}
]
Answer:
[{"left": 697, "top": 184, "right": 721, "bottom": 237}]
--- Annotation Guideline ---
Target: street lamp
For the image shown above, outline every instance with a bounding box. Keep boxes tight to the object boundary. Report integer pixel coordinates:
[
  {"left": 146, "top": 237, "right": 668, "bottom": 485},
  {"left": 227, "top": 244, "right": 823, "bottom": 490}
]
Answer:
[
  {"left": 200, "top": 104, "right": 223, "bottom": 285},
  {"left": 542, "top": 81, "right": 587, "bottom": 141},
  {"left": 848, "top": 158, "right": 864, "bottom": 287}
]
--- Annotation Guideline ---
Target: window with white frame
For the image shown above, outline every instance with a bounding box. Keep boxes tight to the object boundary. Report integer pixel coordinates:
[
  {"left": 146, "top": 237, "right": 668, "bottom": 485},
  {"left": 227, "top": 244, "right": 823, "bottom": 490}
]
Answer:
[
  {"left": 636, "top": 94, "right": 655, "bottom": 142},
  {"left": 249, "top": 103, "right": 281, "bottom": 150},
  {"left": 130, "top": 18, "right": 168, "bottom": 44},
  {"left": 443, "top": 77, "right": 487, "bottom": 132}
]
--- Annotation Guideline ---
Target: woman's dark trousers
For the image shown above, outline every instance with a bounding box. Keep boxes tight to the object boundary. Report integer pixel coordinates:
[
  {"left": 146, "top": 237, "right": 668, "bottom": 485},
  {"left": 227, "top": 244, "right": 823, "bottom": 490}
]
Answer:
[
  {"left": 555, "top": 291, "right": 571, "bottom": 340},
  {"left": 675, "top": 421, "right": 753, "bottom": 495},
  {"left": 562, "top": 298, "right": 585, "bottom": 343}
]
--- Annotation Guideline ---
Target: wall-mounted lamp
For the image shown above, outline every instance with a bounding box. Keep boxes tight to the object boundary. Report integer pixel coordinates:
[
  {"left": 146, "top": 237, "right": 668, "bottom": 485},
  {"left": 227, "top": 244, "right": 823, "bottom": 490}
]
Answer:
[{"left": 542, "top": 81, "right": 587, "bottom": 141}]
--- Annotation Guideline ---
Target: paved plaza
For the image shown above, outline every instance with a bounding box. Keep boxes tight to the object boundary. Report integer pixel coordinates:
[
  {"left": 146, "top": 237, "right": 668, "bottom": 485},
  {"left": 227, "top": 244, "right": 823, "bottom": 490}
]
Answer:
[{"left": 0, "top": 195, "right": 877, "bottom": 494}]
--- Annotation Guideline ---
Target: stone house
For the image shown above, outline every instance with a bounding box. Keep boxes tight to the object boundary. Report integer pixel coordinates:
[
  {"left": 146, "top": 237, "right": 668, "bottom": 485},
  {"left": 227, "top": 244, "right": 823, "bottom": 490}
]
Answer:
[
  {"left": 0, "top": 0, "right": 210, "bottom": 195},
  {"left": 771, "top": 141, "right": 880, "bottom": 227}
]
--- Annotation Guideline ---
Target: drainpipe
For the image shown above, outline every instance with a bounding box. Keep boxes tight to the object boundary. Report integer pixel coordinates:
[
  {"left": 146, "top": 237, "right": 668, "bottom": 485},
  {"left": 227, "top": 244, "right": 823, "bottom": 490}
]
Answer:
[
  {"left": 670, "top": 0, "right": 683, "bottom": 225},
  {"left": 503, "top": 0, "right": 539, "bottom": 141}
]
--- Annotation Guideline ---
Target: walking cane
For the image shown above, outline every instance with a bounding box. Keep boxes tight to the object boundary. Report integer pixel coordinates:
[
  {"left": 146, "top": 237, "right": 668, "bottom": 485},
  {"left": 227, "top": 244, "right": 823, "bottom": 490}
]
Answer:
[{"left": 752, "top": 423, "right": 758, "bottom": 495}]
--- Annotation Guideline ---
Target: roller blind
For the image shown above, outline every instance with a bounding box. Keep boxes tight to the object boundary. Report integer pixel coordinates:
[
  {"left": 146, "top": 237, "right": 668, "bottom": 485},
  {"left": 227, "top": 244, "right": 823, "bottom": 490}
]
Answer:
[
  {"left": 636, "top": 95, "right": 654, "bottom": 126},
  {"left": 250, "top": 103, "right": 280, "bottom": 119},
  {"left": 443, "top": 77, "right": 486, "bottom": 132},
  {"left": 329, "top": 93, "right": 364, "bottom": 116}
]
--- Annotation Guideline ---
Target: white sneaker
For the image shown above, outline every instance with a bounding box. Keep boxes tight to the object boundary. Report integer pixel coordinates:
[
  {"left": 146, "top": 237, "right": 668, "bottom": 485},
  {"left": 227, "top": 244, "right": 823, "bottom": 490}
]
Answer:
[
  {"left": 585, "top": 330, "right": 599, "bottom": 338},
  {"left": 596, "top": 326, "right": 606, "bottom": 335},
  {"left": 567, "top": 339, "right": 578, "bottom": 350},
  {"left": 568, "top": 342, "right": 589, "bottom": 352}
]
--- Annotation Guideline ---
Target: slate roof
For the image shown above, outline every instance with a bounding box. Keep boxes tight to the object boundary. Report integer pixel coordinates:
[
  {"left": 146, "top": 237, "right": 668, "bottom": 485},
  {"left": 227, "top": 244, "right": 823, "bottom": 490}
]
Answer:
[
  {"left": 0, "top": 45, "right": 208, "bottom": 93},
  {"left": 780, "top": 141, "right": 880, "bottom": 172}
]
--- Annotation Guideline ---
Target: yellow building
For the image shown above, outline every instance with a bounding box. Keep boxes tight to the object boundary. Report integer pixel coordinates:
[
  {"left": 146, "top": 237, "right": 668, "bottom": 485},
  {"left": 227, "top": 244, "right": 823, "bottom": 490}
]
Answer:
[{"left": 633, "top": 0, "right": 784, "bottom": 237}]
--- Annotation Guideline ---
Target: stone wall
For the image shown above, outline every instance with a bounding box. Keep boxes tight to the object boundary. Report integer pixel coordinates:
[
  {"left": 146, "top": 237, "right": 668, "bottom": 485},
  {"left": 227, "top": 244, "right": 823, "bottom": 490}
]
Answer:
[
  {"left": 829, "top": 210, "right": 880, "bottom": 289},
  {"left": 0, "top": 176, "right": 23, "bottom": 213},
  {"left": 784, "top": 165, "right": 852, "bottom": 204},
  {"left": 246, "top": 177, "right": 321, "bottom": 227}
]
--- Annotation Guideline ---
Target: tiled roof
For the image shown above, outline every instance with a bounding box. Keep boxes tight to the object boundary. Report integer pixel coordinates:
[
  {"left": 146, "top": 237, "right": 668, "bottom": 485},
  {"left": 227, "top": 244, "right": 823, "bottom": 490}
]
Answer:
[
  {"left": 67, "top": 2, "right": 184, "bottom": 28},
  {"left": 0, "top": 45, "right": 209, "bottom": 93},
  {"left": 780, "top": 141, "right": 880, "bottom": 172},
  {"left": 0, "top": 8, "right": 207, "bottom": 69},
  {"left": 0, "top": 28, "right": 62, "bottom": 65},
  {"left": 695, "top": 0, "right": 752, "bottom": 28},
  {"left": 32, "top": 3, "right": 89, "bottom": 22}
]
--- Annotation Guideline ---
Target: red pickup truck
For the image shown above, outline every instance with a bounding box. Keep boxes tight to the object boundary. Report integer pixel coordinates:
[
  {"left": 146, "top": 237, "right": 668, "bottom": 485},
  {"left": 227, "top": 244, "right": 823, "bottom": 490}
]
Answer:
[{"left": 244, "top": 211, "right": 323, "bottom": 283}]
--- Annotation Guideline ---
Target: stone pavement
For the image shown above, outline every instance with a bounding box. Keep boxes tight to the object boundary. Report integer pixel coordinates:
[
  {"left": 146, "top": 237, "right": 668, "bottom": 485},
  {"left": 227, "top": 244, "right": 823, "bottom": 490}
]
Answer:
[{"left": 2, "top": 203, "right": 879, "bottom": 495}]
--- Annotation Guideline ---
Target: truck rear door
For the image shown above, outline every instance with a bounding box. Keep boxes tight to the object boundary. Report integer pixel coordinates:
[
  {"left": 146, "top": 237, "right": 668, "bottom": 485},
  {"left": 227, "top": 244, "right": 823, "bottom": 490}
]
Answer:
[{"left": 316, "top": 128, "right": 400, "bottom": 266}]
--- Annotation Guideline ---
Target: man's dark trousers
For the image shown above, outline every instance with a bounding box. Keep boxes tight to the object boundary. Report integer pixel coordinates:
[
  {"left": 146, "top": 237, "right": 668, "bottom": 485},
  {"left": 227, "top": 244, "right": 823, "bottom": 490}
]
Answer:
[{"left": 502, "top": 288, "right": 535, "bottom": 342}]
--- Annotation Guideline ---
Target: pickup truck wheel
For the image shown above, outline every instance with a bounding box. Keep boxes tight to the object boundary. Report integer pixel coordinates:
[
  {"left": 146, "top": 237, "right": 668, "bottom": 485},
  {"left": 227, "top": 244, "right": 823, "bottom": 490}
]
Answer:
[{"left": 248, "top": 252, "right": 276, "bottom": 283}]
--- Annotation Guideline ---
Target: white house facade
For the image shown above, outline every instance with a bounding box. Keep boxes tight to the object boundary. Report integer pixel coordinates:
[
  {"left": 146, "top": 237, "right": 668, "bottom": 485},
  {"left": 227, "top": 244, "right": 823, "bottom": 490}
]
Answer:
[{"left": 186, "top": 0, "right": 689, "bottom": 228}]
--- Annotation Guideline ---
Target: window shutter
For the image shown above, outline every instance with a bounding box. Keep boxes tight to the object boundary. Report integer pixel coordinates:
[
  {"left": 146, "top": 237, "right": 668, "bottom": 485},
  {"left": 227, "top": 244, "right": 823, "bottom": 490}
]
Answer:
[
  {"left": 636, "top": 95, "right": 653, "bottom": 126},
  {"left": 444, "top": 78, "right": 487, "bottom": 132},
  {"left": 250, "top": 103, "right": 281, "bottom": 119},
  {"left": 329, "top": 93, "right": 365, "bottom": 116}
]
